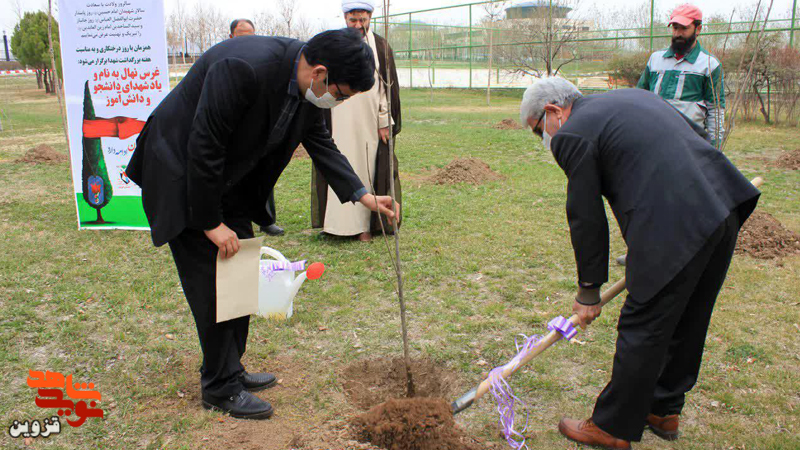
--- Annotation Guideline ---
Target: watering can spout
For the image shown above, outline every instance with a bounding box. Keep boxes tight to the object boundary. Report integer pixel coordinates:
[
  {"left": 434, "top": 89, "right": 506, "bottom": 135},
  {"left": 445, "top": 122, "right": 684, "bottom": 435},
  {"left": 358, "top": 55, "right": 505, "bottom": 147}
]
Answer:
[{"left": 289, "top": 262, "right": 326, "bottom": 304}]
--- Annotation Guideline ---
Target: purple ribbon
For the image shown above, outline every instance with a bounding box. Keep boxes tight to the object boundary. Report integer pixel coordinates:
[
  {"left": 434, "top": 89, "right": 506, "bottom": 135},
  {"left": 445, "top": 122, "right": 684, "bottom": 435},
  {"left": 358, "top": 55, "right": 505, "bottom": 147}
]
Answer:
[
  {"left": 487, "top": 333, "right": 543, "bottom": 450},
  {"left": 547, "top": 316, "right": 577, "bottom": 341},
  {"left": 487, "top": 315, "right": 580, "bottom": 450},
  {"left": 260, "top": 260, "right": 306, "bottom": 281}
]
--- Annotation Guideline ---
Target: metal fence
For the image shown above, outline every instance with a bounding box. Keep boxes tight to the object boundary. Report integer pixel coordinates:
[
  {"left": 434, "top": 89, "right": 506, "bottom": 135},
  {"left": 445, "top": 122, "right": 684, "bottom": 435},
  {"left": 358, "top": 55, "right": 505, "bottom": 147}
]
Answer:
[{"left": 373, "top": 0, "right": 800, "bottom": 91}]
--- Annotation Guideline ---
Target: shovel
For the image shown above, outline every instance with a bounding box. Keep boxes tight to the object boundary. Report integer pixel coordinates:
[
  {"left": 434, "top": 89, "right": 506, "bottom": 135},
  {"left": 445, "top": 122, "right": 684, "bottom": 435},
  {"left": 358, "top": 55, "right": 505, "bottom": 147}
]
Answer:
[
  {"left": 451, "top": 276, "right": 627, "bottom": 414},
  {"left": 452, "top": 176, "right": 765, "bottom": 415}
]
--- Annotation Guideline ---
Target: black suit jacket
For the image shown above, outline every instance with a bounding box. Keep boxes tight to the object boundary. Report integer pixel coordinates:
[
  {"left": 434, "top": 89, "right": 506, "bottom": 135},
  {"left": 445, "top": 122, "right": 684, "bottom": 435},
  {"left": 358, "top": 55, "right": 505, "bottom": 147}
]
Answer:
[
  {"left": 551, "top": 88, "right": 760, "bottom": 301},
  {"left": 128, "top": 36, "right": 364, "bottom": 246}
]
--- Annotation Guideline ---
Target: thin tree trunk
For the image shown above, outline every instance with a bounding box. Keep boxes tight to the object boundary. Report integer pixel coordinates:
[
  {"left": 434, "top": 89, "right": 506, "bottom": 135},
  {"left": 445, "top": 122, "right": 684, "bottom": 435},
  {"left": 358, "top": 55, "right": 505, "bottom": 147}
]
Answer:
[
  {"left": 48, "top": 0, "right": 70, "bottom": 148},
  {"left": 487, "top": 24, "right": 493, "bottom": 106},
  {"left": 383, "top": 0, "right": 415, "bottom": 399},
  {"left": 755, "top": 84, "right": 769, "bottom": 123}
]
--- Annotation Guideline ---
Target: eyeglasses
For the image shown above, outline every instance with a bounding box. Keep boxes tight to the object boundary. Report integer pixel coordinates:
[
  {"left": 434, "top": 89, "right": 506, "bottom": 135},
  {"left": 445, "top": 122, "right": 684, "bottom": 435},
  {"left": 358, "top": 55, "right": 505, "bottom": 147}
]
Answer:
[{"left": 329, "top": 79, "right": 350, "bottom": 102}]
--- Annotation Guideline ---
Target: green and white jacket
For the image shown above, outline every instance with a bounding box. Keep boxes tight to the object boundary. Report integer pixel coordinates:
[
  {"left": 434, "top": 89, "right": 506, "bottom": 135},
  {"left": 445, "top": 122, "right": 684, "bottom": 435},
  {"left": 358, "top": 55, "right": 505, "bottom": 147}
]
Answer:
[{"left": 637, "top": 43, "right": 725, "bottom": 143}]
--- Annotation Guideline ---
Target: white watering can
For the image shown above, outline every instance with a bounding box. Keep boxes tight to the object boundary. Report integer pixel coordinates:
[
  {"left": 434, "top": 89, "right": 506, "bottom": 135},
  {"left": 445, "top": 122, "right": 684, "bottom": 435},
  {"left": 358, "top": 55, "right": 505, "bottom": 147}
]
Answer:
[{"left": 258, "top": 246, "right": 325, "bottom": 319}]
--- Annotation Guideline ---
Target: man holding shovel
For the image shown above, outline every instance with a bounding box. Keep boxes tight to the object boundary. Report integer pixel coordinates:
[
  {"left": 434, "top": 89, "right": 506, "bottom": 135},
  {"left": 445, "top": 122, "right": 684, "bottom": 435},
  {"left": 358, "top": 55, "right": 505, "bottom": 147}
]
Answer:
[{"left": 520, "top": 77, "right": 759, "bottom": 448}]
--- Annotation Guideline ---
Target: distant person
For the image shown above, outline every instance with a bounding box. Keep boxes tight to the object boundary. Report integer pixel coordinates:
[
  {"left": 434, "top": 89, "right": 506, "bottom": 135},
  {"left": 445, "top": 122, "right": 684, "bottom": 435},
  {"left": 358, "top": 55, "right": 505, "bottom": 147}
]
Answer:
[
  {"left": 520, "top": 77, "right": 759, "bottom": 448},
  {"left": 311, "top": 0, "right": 402, "bottom": 241},
  {"left": 229, "top": 19, "right": 255, "bottom": 38},
  {"left": 228, "top": 18, "right": 284, "bottom": 236},
  {"left": 637, "top": 4, "right": 725, "bottom": 147},
  {"left": 128, "top": 28, "right": 397, "bottom": 420}
]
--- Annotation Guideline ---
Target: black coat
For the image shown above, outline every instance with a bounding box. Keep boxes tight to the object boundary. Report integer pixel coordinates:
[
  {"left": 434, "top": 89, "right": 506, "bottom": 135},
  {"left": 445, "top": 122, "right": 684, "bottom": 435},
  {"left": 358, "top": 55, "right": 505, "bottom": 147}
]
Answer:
[
  {"left": 128, "top": 36, "right": 364, "bottom": 246},
  {"left": 551, "top": 88, "right": 760, "bottom": 301}
]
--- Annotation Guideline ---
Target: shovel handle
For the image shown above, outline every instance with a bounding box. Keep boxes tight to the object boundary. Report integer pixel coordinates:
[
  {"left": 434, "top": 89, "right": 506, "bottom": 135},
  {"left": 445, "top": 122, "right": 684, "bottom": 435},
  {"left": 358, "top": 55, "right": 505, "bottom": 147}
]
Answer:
[{"left": 471, "top": 277, "right": 627, "bottom": 402}]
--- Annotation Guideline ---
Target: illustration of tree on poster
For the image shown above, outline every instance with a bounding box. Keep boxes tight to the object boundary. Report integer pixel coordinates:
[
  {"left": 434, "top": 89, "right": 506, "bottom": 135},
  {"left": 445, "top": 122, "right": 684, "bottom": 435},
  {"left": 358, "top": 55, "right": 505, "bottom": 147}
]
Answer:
[{"left": 58, "top": 0, "right": 169, "bottom": 229}]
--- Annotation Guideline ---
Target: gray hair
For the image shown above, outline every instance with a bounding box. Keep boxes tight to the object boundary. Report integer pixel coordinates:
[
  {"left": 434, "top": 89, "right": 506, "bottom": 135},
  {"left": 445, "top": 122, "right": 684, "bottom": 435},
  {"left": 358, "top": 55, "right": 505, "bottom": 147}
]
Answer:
[{"left": 519, "top": 77, "right": 583, "bottom": 125}]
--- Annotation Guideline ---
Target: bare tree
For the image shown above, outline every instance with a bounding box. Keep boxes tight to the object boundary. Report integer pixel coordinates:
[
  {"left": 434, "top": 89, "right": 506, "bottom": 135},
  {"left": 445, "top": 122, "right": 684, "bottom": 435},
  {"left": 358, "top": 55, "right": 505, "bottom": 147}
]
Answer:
[
  {"left": 500, "top": 0, "right": 588, "bottom": 77},
  {"left": 252, "top": 10, "right": 281, "bottom": 36},
  {"left": 10, "top": 0, "right": 25, "bottom": 22},
  {"left": 482, "top": 0, "right": 507, "bottom": 105},
  {"left": 277, "top": 0, "right": 297, "bottom": 37}
]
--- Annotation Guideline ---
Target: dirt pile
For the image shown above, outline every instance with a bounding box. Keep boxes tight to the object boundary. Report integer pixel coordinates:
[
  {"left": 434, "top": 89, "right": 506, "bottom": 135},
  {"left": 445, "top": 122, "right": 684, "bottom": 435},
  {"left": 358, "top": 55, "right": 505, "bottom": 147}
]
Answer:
[
  {"left": 493, "top": 119, "right": 522, "bottom": 130},
  {"left": 774, "top": 149, "right": 800, "bottom": 170},
  {"left": 428, "top": 158, "right": 504, "bottom": 185},
  {"left": 736, "top": 212, "right": 800, "bottom": 259},
  {"left": 342, "top": 358, "right": 456, "bottom": 410},
  {"left": 351, "top": 397, "right": 483, "bottom": 450},
  {"left": 16, "top": 144, "right": 68, "bottom": 164}
]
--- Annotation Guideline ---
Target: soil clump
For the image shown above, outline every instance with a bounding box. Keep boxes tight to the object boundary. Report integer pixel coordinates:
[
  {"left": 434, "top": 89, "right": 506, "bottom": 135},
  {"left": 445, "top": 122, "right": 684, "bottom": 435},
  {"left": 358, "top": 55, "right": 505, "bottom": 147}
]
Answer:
[
  {"left": 494, "top": 119, "right": 523, "bottom": 130},
  {"left": 736, "top": 212, "right": 800, "bottom": 259},
  {"left": 428, "top": 158, "right": 504, "bottom": 185},
  {"left": 342, "top": 357, "right": 457, "bottom": 410},
  {"left": 351, "top": 397, "right": 483, "bottom": 450},
  {"left": 16, "top": 144, "right": 68, "bottom": 164}
]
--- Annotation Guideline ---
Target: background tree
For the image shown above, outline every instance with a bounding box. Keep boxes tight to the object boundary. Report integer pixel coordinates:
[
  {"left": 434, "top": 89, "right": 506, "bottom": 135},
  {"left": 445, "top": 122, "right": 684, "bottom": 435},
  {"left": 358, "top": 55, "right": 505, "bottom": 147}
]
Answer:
[
  {"left": 499, "top": 0, "right": 588, "bottom": 77},
  {"left": 481, "top": 0, "right": 507, "bottom": 105},
  {"left": 81, "top": 82, "right": 113, "bottom": 223},
  {"left": 10, "top": 11, "right": 62, "bottom": 94}
]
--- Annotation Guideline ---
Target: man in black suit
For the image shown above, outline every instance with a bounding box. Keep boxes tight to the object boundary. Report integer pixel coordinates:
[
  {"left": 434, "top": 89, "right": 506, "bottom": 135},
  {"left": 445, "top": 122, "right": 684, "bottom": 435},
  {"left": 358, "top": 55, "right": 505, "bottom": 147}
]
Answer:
[
  {"left": 127, "top": 28, "right": 396, "bottom": 419},
  {"left": 228, "top": 17, "right": 284, "bottom": 237},
  {"left": 520, "top": 78, "right": 760, "bottom": 448}
]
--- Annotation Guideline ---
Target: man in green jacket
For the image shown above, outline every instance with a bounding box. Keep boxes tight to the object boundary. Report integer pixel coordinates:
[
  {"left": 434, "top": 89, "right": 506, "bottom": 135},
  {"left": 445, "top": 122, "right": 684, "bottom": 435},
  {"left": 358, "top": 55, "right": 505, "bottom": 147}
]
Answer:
[{"left": 637, "top": 4, "right": 725, "bottom": 148}]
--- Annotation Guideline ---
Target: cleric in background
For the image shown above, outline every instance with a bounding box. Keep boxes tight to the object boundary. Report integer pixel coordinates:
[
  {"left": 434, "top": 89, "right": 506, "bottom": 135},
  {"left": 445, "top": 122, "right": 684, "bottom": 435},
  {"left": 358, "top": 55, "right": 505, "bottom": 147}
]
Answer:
[
  {"left": 520, "top": 77, "right": 759, "bottom": 448},
  {"left": 229, "top": 17, "right": 285, "bottom": 237},
  {"left": 127, "top": 28, "right": 396, "bottom": 420},
  {"left": 311, "top": 0, "right": 402, "bottom": 241}
]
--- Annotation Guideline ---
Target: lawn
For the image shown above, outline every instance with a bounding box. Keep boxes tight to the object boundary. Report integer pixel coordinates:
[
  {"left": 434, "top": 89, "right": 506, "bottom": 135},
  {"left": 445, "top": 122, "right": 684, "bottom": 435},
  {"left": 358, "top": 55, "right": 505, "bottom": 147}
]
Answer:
[{"left": 0, "top": 74, "right": 798, "bottom": 449}]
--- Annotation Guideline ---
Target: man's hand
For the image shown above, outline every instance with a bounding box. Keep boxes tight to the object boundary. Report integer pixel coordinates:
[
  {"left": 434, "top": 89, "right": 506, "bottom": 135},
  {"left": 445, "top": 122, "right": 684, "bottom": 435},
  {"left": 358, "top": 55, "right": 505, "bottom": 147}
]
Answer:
[
  {"left": 204, "top": 223, "right": 240, "bottom": 259},
  {"left": 359, "top": 193, "right": 398, "bottom": 222},
  {"left": 572, "top": 300, "right": 602, "bottom": 329},
  {"left": 378, "top": 127, "right": 391, "bottom": 144}
]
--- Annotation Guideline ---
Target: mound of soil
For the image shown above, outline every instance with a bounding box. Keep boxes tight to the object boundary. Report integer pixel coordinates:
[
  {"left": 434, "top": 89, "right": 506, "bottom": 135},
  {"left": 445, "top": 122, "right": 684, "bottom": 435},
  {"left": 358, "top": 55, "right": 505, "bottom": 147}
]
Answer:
[
  {"left": 428, "top": 158, "right": 504, "bottom": 186},
  {"left": 774, "top": 149, "right": 800, "bottom": 170},
  {"left": 16, "top": 144, "right": 68, "bottom": 164},
  {"left": 342, "top": 358, "right": 457, "bottom": 410},
  {"left": 736, "top": 212, "right": 800, "bottom": 259},
  {"left": 351, "top": 397, "right": 482, "bottom": 450},
  {"left": 494, "top": 119, "right": 522, "bottom": 130}
]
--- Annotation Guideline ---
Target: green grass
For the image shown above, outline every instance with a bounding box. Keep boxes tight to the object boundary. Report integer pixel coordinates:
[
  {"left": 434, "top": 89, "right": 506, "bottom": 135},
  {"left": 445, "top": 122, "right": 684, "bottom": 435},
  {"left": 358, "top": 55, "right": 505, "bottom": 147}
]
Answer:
[{"left": 0, "top": 76, "right": 799, "bottom": 449}]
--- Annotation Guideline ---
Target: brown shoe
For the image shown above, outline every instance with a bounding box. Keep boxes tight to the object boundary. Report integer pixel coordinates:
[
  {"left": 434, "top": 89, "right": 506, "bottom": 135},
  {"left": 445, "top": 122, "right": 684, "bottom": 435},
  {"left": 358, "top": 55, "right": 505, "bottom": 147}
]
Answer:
[
  {"left": 646, "top": 413, "right": 680, "bottom": 441},
  {"left": 558, "top": 418, "right": 631, "bottom": 449}
]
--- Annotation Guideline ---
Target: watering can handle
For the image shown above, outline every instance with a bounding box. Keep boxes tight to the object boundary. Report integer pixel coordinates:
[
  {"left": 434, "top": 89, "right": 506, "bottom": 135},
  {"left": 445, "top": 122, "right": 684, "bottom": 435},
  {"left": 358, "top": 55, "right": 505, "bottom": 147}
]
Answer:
[{"left": 260, "top": 246, "right": 288, "bottom": 262}]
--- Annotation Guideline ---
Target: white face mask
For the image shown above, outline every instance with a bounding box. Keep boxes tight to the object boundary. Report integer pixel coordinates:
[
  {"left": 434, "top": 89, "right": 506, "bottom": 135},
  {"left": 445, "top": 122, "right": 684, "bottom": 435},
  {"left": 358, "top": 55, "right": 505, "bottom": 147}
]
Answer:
[
  {"left": 541, "top": 111, "right": 561, "bottom": 151},
  {"left": 305, "top": 77, "right": 344, "bottom": 109}
]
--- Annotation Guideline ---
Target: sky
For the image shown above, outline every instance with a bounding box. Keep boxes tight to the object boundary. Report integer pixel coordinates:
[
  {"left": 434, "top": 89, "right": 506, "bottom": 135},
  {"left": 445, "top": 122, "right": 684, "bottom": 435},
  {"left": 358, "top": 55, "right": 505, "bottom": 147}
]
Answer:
[{"left": 2, "top": 0, "right": 798, "bottom": 41}]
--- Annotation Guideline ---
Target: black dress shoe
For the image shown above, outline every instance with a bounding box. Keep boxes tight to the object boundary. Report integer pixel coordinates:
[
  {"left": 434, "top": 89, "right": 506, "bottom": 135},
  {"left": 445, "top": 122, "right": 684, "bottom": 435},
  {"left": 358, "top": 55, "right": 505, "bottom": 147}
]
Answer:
[
  {"left": 239, "top": 371, "right": 278, "bottom": 392},
  {"left": 202, "top": 390, "right": 273, "bottom": 419},
  {"left": 260, "top": 224, "right": 285, "bottom": 236}
]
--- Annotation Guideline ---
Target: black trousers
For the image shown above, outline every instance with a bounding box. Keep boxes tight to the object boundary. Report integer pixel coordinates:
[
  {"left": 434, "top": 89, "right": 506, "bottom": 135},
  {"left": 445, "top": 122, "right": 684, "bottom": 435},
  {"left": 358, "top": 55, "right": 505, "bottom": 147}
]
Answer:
[
  {"left": 265, "top": 192, "right": 277, "bottom": 226},
  {"left": 168, "top": 217, "right": 254, "bottom": 398},
  {"left": 592, "top": 210, "right": 741, "bottom": 442}
]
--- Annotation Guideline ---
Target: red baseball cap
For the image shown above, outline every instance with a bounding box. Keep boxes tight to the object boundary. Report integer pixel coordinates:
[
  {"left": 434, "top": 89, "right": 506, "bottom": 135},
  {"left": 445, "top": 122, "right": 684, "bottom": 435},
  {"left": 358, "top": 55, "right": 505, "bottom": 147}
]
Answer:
[{"left": 670, "top": 4, "right": 703, "bottom": 27}]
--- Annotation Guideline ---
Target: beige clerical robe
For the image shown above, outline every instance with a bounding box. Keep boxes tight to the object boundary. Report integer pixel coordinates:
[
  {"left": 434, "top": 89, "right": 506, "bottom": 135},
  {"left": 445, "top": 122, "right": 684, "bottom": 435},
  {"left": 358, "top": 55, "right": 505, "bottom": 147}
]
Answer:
[{"left": 323, "top": 29, "right": 391, "bottom": 236}]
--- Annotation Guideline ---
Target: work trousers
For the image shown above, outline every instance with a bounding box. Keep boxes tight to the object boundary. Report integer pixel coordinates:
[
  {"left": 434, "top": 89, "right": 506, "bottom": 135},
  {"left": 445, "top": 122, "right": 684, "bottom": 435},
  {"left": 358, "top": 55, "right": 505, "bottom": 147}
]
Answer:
[
  {"left": 592, "top": 210, "right": 740, "bottom": 441},
  {"left": 167, "top": 217, "right": 254, "bottom": 398}
]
